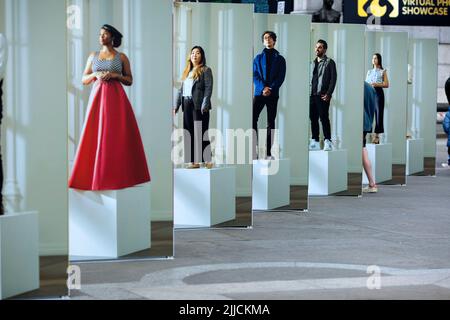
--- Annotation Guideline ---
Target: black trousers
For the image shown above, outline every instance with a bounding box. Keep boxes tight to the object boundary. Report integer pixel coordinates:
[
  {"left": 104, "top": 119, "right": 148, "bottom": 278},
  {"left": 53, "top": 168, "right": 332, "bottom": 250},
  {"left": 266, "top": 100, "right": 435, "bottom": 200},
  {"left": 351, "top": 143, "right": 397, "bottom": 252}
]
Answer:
[
  {"left": 183, "top": 98, "right": 211, "bottom": 163},
  {"left": 310, "top": 95, "right": 331, "bottom": 141},
  {"left": 253, "top": 95, "right": 279, "bottom": 157},
  {"left": 374, "top": 87, "right": 385, "bottom": 134}
]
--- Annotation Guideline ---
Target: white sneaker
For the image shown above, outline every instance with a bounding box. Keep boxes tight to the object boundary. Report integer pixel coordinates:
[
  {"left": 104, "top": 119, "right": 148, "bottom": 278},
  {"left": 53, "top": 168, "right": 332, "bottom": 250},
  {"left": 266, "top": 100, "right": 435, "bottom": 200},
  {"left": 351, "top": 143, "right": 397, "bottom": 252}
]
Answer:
[
  {"left": 323, "top": 139, "right": 333, "bottom": 151},
  {"left": 309, "top": 139, "right": 320, "bottom": 151}
]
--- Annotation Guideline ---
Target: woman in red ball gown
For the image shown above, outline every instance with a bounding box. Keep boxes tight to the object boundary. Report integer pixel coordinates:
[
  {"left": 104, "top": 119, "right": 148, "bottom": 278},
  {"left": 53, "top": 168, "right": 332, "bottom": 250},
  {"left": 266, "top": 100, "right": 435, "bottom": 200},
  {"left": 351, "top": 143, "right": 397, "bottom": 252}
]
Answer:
[{"left": 69, "top": 24, "right": 150, "bottom": 190}]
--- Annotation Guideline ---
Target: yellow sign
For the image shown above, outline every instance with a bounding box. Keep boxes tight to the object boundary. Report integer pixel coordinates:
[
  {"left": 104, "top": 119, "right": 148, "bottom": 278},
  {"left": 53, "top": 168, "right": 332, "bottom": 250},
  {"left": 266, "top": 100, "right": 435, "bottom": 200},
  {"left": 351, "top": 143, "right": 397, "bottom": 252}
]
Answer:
[
  {"left": 345, "top": 0, "right": 450, "bottom": 25},
  {"left": 358, "top": 0, "right": 399, "bottom": 17}
]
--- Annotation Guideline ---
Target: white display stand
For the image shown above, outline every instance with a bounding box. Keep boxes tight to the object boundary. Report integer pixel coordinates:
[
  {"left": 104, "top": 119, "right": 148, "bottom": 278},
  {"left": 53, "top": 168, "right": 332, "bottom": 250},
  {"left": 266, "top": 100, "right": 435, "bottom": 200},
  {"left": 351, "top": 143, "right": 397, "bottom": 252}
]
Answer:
[
  {"left": 308, "top": 150, "right": 348, "bottom": 196},
  {"left": 174, "top": 166, "right": 236, "bottom": 228},
  {"left": 69, "top": 184, "right": 151, "bottom": 259},
  {"left": 363, "top": 143, "right": 393, "bottom": 184},
  {"left": 0, "top": 212, "right": 39, "bottom": 299},
  {"left": 406, "top": 138, "right": 424, "bottom": 175},
  {"left": 252, "top": 159, "right": 290, "bottom": 210}
]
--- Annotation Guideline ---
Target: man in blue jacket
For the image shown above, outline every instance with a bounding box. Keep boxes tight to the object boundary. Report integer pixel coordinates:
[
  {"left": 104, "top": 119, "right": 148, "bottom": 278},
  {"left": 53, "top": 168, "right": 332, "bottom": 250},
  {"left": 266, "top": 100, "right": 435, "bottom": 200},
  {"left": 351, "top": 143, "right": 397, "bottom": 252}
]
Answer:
[{"left": 253, "top": 31, "right": 286, "bottom": 159}]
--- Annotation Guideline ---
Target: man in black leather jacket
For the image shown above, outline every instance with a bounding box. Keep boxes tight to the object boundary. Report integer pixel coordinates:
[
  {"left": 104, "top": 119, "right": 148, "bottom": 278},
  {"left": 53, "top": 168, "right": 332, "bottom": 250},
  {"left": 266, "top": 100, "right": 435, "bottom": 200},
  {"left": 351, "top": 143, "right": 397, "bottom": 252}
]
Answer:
[{"left": 309, "top": 39, "right": 337, "bottom": 151}]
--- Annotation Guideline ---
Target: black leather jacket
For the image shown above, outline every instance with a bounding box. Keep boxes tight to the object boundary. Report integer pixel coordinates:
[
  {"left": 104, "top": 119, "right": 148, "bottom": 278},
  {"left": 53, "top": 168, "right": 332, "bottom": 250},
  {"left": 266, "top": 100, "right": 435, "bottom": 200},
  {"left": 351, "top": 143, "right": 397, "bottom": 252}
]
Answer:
[{"left": 311, "top": 56, "right": 337, "bottom": 97}]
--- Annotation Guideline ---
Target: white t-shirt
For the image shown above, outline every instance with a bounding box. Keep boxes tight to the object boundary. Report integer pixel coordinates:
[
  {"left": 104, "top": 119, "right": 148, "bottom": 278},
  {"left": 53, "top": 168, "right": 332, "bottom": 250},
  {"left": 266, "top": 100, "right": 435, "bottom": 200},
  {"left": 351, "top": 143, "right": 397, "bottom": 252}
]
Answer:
[{"left": 182, "top": 71, "right": 194, "bottom": 97}]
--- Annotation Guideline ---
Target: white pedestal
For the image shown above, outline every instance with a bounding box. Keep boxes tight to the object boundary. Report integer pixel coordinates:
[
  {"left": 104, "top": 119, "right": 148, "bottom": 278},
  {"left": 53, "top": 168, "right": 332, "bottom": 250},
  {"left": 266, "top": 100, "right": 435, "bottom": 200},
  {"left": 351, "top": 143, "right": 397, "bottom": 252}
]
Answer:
[
  {"left": 0, "top": 212, "right": 40, "bottom": 299},
  {"left": 406, "top": 138, "right": 424, "bottom": 175},
  {"left": 252, "top": 159, "right": 290, "bottom": 210},
  {"left": 174, "top": 167, "right": 236, "bottom": 228},
  {"left": 363, "top": 143, "right": 393, "bottom": 184},
  {"left": 308, "top": 150, "right": 348, "bottom": 196},
  {"left": 69, "top": 184, "right": 151, "bottom": 259}
]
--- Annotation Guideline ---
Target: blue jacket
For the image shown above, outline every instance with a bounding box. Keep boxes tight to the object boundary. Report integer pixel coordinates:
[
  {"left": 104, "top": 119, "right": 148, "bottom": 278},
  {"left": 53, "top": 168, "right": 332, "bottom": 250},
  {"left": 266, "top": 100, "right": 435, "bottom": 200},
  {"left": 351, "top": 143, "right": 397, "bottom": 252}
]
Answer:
[
  {"left": 443, "top": 106, "right": 450, "bottom": 147},
  {"left": 253, "top": 48, "right": 286, "bottom": 97}
]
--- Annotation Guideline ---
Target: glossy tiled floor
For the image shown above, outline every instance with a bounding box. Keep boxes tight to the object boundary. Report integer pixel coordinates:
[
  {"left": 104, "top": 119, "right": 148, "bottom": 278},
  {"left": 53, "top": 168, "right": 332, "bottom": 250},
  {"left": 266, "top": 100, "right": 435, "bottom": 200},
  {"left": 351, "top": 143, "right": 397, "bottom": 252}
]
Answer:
[{"left": 66, "top": 137, "right": 450, "bottom": 300}]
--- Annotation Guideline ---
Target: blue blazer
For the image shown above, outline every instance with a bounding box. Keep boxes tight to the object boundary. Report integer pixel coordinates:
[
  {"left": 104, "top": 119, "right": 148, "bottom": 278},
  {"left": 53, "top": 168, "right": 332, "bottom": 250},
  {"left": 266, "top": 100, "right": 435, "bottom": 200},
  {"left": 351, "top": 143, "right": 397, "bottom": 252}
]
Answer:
[{"left": 253, "top": 49, "right": 286, "bottom": 97}]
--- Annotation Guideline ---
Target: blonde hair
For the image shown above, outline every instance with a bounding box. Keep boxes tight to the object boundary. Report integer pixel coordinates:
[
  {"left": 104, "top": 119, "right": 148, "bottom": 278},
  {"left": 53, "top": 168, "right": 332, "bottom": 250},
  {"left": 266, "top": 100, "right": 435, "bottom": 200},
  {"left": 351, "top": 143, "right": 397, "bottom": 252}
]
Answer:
[{"left": 181, "top": 46, "right": 206, "bottom": 81}]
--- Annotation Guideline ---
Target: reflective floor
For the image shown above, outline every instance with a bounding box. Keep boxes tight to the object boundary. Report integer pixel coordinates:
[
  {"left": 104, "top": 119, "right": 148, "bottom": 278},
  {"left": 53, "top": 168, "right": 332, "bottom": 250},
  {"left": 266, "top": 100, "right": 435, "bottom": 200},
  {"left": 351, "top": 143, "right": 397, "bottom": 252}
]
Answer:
[
  {"left": 381, "top": 164, "right": 407, "bottom": 185},
  {"left": 214, "top": 197, "right": 252, "bottom": 228},
  {"left": 14, "top": 256, "right": 68, "bottom": 299},
  {"left": 335, "top": 173, "right": 363, "bottom": 197},
  {"left": 274, "top": 186, "right": 308, "bottom": 212},
  {"left": 415, "top": 157, "right": 436, "bottom": 176},
  {"left": 16, "top": 135, "right": 449, "bottom": 300},
  {"left": 70, "top": 157, "right": 450, "bottom": 299},
  {"left": 124, "top": 221, "right": 174, "bottom": 259}
]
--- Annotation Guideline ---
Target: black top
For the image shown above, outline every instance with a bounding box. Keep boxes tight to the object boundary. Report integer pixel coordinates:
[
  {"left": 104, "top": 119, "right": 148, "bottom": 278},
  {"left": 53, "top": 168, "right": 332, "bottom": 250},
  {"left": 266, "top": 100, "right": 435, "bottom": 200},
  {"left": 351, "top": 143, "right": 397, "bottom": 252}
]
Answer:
[{"left": 263, "top": 48, "right": 276, "bottom": 87}]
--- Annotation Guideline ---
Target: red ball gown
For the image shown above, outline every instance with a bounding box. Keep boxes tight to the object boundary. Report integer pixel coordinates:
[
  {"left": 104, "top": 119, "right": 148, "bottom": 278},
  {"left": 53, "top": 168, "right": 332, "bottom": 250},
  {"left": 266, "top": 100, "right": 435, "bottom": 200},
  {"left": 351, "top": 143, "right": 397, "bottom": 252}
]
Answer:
[{"left": 69, "top": 52, "right": 150, "bottom": 190}]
